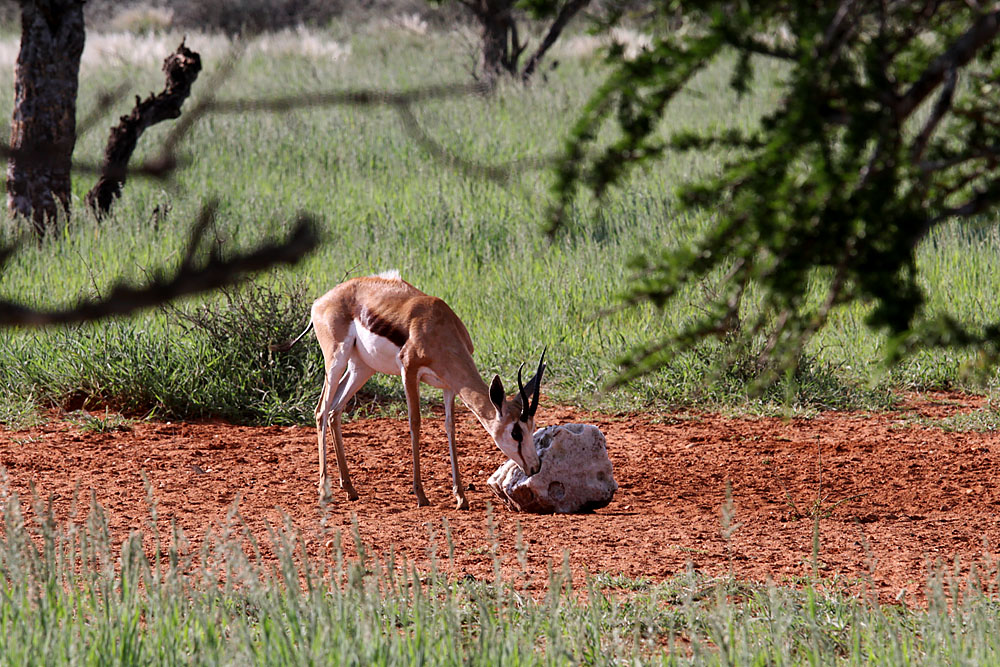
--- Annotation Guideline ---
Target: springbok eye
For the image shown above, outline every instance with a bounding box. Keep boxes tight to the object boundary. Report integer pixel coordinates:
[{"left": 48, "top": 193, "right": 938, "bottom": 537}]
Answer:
[{"left": 511, "top": 424, "right": 523, "bottom": 442}]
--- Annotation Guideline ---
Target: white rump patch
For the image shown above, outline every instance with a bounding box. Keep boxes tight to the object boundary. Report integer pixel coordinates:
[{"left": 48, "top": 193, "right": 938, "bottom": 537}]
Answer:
[{"left": 375, "top": 269, "right": 401, "bottom": 281}]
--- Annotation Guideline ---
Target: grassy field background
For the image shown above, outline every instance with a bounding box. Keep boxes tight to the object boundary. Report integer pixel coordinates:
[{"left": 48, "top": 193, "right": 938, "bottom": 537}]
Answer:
[
  {"left": 0, "top": 24, "right": 997, "bottom": 427},
  {"left": 4, "top": 20, "right": 1000, "bottom": 664}
]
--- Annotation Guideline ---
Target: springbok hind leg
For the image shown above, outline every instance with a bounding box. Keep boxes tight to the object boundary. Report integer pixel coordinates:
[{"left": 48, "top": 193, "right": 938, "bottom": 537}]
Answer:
[
  {"left": 315, "top": 377, "right": 333, "bottom": 499},
  {"left": 315, "top": 334, "right": 354, "bottom": 500},
  {"left": 326, "top": 359, "right": 375, "bottom": 500}
]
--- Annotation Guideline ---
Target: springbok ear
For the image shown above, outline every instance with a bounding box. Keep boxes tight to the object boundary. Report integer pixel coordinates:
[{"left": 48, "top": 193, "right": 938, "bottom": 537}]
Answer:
[{"left": 489, "top": 375, "right": 505, "bottom": 414}]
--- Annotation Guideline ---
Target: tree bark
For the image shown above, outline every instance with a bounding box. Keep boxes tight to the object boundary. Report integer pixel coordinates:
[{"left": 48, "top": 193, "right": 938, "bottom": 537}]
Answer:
[
  {"left": 467, "top": 0, "right": 586, "bottom": 87},
  {"left": 86, "top": 41, "right": 202, "bottom": 218},
  {"left": 474, "top": 0, "right": 520, "bottom": 86},
  {"left": 5, "top": 0, "right": 86, "bottom": 236}
]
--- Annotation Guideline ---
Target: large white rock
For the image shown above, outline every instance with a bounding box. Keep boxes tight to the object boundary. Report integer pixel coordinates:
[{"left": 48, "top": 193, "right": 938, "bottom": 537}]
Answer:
[{"left": 488, "top": 424, "right": 617, "bottom": 513}]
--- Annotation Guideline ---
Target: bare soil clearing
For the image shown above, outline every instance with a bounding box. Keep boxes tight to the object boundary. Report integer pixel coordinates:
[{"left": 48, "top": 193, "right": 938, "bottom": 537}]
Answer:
[{"left": 3, "top": 393, "right": 999, "bottom": 603}]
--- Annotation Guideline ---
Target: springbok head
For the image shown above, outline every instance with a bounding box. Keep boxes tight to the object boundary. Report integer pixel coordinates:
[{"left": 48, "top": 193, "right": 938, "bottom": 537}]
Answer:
[{"left": 488, "top": 349, "right": 546, "bottom": 476}]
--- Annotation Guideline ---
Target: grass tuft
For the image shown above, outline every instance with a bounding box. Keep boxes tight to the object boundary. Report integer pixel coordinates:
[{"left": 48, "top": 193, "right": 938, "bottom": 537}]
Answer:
[{"left": 68, "top": 408, "right": 134, "bottom": 433}]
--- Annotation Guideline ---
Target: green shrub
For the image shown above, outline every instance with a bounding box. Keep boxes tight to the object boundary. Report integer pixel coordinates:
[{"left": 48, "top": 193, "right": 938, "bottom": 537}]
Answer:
[{"left": 164, "top": 280, "right": 324, "bottom": 423}]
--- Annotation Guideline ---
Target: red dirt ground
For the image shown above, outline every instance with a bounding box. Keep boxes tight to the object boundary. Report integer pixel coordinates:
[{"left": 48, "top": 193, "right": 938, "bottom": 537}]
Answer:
[{"left": 2, "top": 393, "right": 999, "bottom": 603}]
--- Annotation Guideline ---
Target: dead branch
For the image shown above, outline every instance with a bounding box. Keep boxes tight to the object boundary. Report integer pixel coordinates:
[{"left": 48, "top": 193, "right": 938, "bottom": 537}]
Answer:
[
  {"left": 521, "top": 0, "right": 591, "bottom": 82},
  {"left": 932, "top": 180, "right": 1000, "bottom": 223},
  {"left": 0, "top": 82, "right": 500, "bottom": 188},
  {"left": 0, "top": 204, "right": 319, "bottom": 327},
  {"left": 86, "top": 40, "right": 202, "bottom": 217}
]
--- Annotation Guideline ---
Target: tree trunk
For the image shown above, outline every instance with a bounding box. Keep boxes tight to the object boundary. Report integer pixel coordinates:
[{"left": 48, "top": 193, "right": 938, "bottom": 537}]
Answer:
[
  {"left": 476, "top": 0, "right": 519, "bottom": 86},
  {"left": 5, "top": 0, "right": 86, "bottom": 236}
]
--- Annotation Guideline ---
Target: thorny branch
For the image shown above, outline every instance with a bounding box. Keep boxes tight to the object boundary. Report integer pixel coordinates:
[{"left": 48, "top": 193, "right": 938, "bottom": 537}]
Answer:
[{"left": 894, "top": 8, "right": 1000, "bottom": 120}]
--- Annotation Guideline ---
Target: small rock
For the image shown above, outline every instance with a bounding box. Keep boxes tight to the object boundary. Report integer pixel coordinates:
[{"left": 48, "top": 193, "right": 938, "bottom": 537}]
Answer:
[{"left": 488, "top": 424, "right": 617, "bottom": 513}]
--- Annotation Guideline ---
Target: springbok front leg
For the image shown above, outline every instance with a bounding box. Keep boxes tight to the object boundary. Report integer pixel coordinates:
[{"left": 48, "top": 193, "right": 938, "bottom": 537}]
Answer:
[
  {"left": 401, "top": 364, "right": 430, "bottom": 506},
  {"left": 444, "top": 390, "right": 469, "bottom": 510}
]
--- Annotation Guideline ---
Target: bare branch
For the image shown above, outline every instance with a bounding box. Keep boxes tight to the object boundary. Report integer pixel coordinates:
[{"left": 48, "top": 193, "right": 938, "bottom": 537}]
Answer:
[
  {"left": 910, "top": 66, "right": 956, "bottom": 162},
  {"left": 918, "top": 145, "right": 1000, "bottom": 172},
  {"left": 509, "top": 19, "right": 527, "bottom": 70},
  {"left": 522, "top": 0, "right": 591, "bottom": 82},
  {"left": 0, "top": 207, "right": 319, "bottom": 327},
  {"left": 932, "top": 180, "right": 1000, "bottom": 223},
  {"left": 0, "top": 139, "right": 185, "bottom": 181},
  {"left": 0, "top": 81, "right": 497, "bottom": 188},
  {"left": 86, "top": 40, "right": 202, "bottom": 217},
  {"left": 728, "top": 35, "right": 797, "bottom": 60},
  {"left": 76, "top": 82, "right": 131, "bottom": 139},
  {"left": 821, "top": 0, "right": 856, "bottom": 51},
  {"left": 179, "top": 200, "right": 218, "bottom": 270},
  {"left": 936, "top": 163, "right": 988, "bottom": 199},
  {"left": 201, "top": 82, "right": 491, "bottom": 115},
  {"left": 394, "top": 104, "right": 554, "bottom": 183},
  {"left": 895, "top": 8, "right": 1000, "bottom": 120}
]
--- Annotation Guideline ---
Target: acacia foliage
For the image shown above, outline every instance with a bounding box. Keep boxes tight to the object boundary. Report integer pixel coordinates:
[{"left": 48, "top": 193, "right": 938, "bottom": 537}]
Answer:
[{"left": 551, "top": 2, "right": 1000, "bottom": 385}]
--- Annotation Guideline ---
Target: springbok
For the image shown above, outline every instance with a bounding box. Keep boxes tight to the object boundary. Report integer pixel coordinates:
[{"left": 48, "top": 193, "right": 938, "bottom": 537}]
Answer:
[{"left": 272, "top": 271, "right": 546, "bottom": 509}]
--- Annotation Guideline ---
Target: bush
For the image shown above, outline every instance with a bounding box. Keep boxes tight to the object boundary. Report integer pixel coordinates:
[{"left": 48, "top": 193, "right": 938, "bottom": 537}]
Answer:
[{"left": 166, "top": 280, "right": 324, "bottom": 423}]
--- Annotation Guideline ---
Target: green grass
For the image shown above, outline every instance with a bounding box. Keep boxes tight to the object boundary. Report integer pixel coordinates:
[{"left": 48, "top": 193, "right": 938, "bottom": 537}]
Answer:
[
  {"left": 4, "top": 24, "right": 1000, "bottom": 664},
  {"left": 1, "top": 481, "right": 1000, "bottom": 664},
  {"left": 0, "top": 25, "right": 998, "bottom": 425},
  {"left": 67, "top": 408, "right": 134, "bottom": 433}
]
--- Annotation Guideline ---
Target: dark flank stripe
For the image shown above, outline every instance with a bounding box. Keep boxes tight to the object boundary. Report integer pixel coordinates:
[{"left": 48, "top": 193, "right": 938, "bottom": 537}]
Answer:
[{"left": 359, "top": 306, "right": 409, "bottom": 348}]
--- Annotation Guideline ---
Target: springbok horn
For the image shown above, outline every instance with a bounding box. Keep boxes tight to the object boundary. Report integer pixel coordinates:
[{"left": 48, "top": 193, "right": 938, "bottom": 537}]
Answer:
[
  {"left": 528, "top": 348, "right": 546, "bottom": 418},
  {"left": 517, "top": 362, "right": 529, "bottom": 421}
]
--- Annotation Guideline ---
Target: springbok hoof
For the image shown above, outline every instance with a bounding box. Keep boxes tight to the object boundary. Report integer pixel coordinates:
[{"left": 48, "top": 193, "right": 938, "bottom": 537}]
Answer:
[
  {"left": 411, "top": 486, "right": 430, "bottom": 507},
  {"left": 341, "top": 481, "right": 359, "bottom": 501},
  {"left": 455, "top": 496, "right": 470, "bottom": 510}
]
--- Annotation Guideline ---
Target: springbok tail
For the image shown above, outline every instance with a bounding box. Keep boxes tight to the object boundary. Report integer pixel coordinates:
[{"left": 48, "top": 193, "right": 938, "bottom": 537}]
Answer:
[{"left": 268, "top": 319, "right": 314, "bottom": 352}]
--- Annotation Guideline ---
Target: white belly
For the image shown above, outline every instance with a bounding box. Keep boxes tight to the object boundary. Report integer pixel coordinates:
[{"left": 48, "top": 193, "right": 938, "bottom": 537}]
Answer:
[
  {"left": 350, "top": 321, "right": 449, "bottom": 389},
  {"left": 352, "top": 320, "right": 403, "bottom": 375}
]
